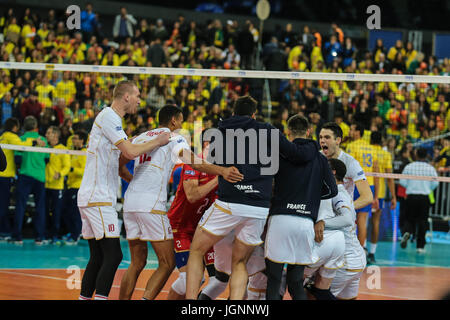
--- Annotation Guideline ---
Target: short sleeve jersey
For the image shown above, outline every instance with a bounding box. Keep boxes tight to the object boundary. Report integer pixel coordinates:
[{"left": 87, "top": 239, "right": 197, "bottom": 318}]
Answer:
[
  {"left": 77, "top": 107, "right": 128, "bottom": 207},
  {"left": 167, "top": 163, "right": 218, "bottom": 235},
  {"left": 337, "top": 150, "right": 367, "bottom": 200},
  {"left": 123, "top": 128, "right": 190, "bottom": 213}
]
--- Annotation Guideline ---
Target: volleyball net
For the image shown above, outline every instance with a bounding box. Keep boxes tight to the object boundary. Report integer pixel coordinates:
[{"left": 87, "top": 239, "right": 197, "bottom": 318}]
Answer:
[{"left": 0, "top": 61, "right": 449, "bottom": 218}]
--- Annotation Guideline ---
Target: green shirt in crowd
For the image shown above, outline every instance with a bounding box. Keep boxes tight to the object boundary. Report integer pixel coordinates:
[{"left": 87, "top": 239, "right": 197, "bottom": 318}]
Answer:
[{"left": 17, "top": 131, "right": 49, "bottom": 183}]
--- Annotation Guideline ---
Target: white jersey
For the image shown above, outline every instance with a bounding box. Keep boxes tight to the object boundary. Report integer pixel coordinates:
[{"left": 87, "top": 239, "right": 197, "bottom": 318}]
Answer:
[
  {"left": 337, "top": 150, "right": 366, "bottom": 199},
  {"left": 333, "top": 184, "right": 366, "bottom": 271},
  {"left": 123, "top": 128, "right": 190, "bottom": 214},
  {"left": 78, "top": 107, "right": 128, "bottom": 208}
]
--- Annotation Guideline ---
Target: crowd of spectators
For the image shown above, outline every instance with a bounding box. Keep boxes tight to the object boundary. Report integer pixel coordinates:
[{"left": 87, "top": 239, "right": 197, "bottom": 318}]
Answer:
[{"left": 0, "top": 5, "right": 449, "bottom": 242}]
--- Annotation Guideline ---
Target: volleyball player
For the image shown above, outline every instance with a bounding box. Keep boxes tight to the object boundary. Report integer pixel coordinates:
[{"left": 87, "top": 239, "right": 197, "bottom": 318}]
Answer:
[
  {"left": 319, "top": 123, "right": 373, "bottom": 248},
  {"left": 166, "top": 133, "right": 219, "bottom": 300},
  {"left": 186, "top": 96, "right": 321, "bottom": 300},
  {"left": 346, "top": 123, "right": 379, "bottom": 248},
  {"left": 328, "top": 159, "right": 367, "bottom": 300},
  {"left": 77, "top": 80, "right": 171, "bottom": 301},
  {"left": 118, "top": 105, "right": 243, "bottom": 300}
]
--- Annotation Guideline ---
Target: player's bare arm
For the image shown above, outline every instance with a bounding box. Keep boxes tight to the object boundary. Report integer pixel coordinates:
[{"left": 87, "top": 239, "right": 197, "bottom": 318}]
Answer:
[
  {"left": 117, "top": 131, "right": 170, "bottom": 160},
  {"left": 118, "top": 153, "right": 133, "bottom": 183},
  {"left": 178, "top": 149, "right": 244, "bottom": 183},
  {"left": 183, "top": 177, "right": 218, "bottom": 203},
  {"left": 353, "top": 179, "right": 373, "bottom": 210}
]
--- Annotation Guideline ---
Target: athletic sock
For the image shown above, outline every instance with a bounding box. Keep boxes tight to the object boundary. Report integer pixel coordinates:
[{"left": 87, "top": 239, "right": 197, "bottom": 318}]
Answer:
[
  {"left": 78, "top": 295, "right": 91, "bottom": 300},
  {"left": 370, "top": 243, "right": 377, "bottom": 255},
  {"left": 94, "top": 294, "right": 108, "bottom": 300}
]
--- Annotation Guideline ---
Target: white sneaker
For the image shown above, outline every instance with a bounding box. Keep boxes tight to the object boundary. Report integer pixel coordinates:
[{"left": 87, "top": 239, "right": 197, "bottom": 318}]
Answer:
[{"left": 417, "top": 248, "right": 426, "bottom": 254}]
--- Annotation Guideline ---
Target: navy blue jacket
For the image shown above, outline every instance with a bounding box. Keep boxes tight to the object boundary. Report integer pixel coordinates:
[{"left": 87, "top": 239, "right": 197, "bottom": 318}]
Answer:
[
  {"left": 212, "top": 115, "right": 319, "bottom": 208},
  {"left": 269, "top": 138, "right": 338, "bottom": 222}
]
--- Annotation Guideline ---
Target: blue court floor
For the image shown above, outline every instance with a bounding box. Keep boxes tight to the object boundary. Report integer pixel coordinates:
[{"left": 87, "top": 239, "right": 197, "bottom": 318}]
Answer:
[{"left": 0, "top": 236, "right": 449, "bottom": 270}]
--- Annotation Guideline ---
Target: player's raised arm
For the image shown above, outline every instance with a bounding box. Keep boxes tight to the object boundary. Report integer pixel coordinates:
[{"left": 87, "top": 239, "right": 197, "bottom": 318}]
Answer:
[
  {"left": 117, "top": 131, "right": 170, "bottom": 160},
  {"left": 177, "top": 148, "right": 244, "bottom": 183}
]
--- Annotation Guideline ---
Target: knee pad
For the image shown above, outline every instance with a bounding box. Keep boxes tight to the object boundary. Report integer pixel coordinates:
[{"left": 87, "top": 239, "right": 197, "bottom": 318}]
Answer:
[
  {"left": 201, "top": 276, "right": 228, "bottom": 300},
  {"left": 171, "top": 272, "right": 186, "bottom": 295}
]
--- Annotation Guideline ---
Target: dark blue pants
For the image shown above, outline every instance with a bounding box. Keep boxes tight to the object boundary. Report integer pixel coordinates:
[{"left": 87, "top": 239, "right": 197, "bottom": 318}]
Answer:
[
  {"left": 13, "top": 175, "right": 46, "bottom": 241},
  {"left": 46, "top": 188, "right": 64, "bottom": 239},
  {"left": 0, "top": 177, "right": 13, "bottom": 236},
  {"left": 61, "top": 188, "right": 82, "bottom": 241}
]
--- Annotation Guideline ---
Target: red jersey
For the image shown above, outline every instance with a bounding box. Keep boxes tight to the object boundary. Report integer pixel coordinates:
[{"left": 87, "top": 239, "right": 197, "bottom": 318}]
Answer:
[{"left": 167, "top": 164, "right": 218, "bottom": 235}]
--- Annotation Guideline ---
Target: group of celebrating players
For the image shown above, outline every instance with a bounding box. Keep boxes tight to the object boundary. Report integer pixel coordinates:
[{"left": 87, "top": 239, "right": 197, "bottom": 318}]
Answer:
[{"left": 76, "top": 80, "right": 374, "bottom": 300}]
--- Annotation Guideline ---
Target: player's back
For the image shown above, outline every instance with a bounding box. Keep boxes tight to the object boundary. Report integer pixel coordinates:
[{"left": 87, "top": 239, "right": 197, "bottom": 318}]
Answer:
[
  {"left": 346, "top": 139, "right": 377, "bottom": 186},
  {"left": 333, "top": 184, "right": 366, "bottom": 270},
  {"left": 78, "top": 107, "right": 126, "bottom": 207},
  {"left": 374, "top": 145, "right": 392, "bottom": 199},
  {"left": 124, "top": 128, "right": 189, "bottom": 214},
  {"left": 167, "top": 164, "right": 218, "bottom": 235}
]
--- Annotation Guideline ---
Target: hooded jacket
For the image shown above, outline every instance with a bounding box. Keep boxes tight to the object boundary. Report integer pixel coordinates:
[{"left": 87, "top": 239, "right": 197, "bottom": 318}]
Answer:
[{"left": 212, "top": 115, "right": 318, "bottom": 209}]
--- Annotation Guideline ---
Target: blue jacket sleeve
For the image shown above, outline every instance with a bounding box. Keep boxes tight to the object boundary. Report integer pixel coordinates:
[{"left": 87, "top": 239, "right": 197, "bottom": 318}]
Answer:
[{"left": 320, "top": 154, "right": 338, "bottom": 199}]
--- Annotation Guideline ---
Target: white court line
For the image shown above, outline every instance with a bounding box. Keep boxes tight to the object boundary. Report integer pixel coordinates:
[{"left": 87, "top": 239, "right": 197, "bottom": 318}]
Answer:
[{"left": 375, "top": 259, "right": 448, "bottom": 268}]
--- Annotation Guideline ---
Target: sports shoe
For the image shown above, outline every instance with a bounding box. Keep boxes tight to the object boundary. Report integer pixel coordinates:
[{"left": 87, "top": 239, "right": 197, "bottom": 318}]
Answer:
[
  {"left": 367, "top": 253, "right": 376, "bottom": 264},
  {"left": 417, "top": 248, "right": 426, "bottom": 254},
  {"left": 0, "top": 236, "right": 11, "bottom": 242},
  {"left": 52, "top": 237, "right": 63, "bottom": 245},
  {"left": 400, "top": 232, "right": 410, "bottom": 249},
  {"left": 64, "top": 239, "right": 78, "bottom": 246},
  {"left": 9, "top": 240, "right": 23, "bottom": 246},
  {"left": 35, "top": 239, "right": 50, "bottom": 246}
]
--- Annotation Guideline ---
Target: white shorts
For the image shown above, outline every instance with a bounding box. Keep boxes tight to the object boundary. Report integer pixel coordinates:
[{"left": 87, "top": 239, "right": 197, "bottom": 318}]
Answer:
[
  {"left": 80, "top": 206, "right": 120, "bottom": 240},
  {"left": 123, "top": 212, "right": 173, "bottom": 241},
  {"left": 330, "top": 268, "right": 364, "bottom": 300},
  {"left": 214, "top": 231, "right": 266, "bottom": 276},
  {"left": 305, "top": 230, "right": 345, "bottom": 279},
  {"left": 199, "top": 200, "right": 266, "bottom": 246},
  {"left": 247, "top": 272, "right": 267, "bottom": 300},
  {"left": 264, "top": 215, "right": 318, "bottom": 265}
]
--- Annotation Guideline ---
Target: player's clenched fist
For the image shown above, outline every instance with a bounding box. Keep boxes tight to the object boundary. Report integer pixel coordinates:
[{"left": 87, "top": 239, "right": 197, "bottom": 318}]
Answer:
[{"left": 221, "top": 166, "right": 244, "bottom": 183}]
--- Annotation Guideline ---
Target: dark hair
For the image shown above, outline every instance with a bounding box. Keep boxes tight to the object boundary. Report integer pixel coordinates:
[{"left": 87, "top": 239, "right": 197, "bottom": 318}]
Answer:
[
  {"left": 353, "top": 122, "right": 365, "bottom": 138},
  {"left": 328, "top": 158, "right": 347, "bottom": 182},
  {"left": 370, "top": 131, "right": 382, "bottom": 145},
  {"left": 158, "top": 104, "right": 182, "bottom": 126},
  {"left": 48, "top": 125, "right": 61, "bottom": 138},
  {"left": 233, "top": 95, "right": 257, "bottom": 116},
  {"left": 3, "top": 117, "right": 19, "bottom": 132},
  {"left": 416, "top": 147, "right": 428, "bottom": 160},
  {"left": 321, "top": 122, "right": 343, "bottom": 139},
  {"left": 23, "top": 115, "right": 38, "bottom": 131},
  {"left": 287, "top": 114, "right": 309, "bottom": 137},
  {"left": 74, "top": 130, "right": 88, "bottom": 144}
]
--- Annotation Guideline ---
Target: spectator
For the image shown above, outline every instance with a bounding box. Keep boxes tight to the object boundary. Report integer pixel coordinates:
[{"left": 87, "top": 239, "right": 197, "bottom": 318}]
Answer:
[
  {"left": 147, "top": 38, "right": 166, "bottom": 67},
  {"left": 61, "top": 130, "right": 87, "bottom": 245},
  {"left": 300, "top": 25, "right": 315, "bottom": 55},
  {"left": 44, "top": 126, "right": 70, "bottom": 244},
  {"left": 113, "top": 7, "right": 137, "bottom": 43},
  {"left": 80, "top": 3, "right": 98, "bottom": 41},
  {"left": 280, "top": 23, "right": 296, "bottom": 48},
  {"left": 221, "top": 43, "right": 240, "bottom": 69},
  {"left": 154, "top": 18, "right": 168, "bottom": 41},
  {"left": 331, "top": 23, "right": 344, "bottom": 44},
  {"left": 20, "top": 90, "right": 42, "bottom": 123},
  {"left": 373, "top": 38, "right": 387, "bottom": 63},
  {"left": 387, "top": 39, "right": 405, "bottom": 62},
  {"left": 11, "top": 116, "right": 49, "bottom": 245},
  {"left": 323, "top": 35, "right": 342, "bottom": 67},
  {"left": 1, "top": 91, "right": 17, "bottom": 125},
  {"left": 0, "top": 117, "right": 45, "bottom": 240},
  {"left": 342, "top": 37, "right": 356, "bottom": 68}
]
